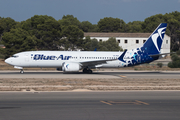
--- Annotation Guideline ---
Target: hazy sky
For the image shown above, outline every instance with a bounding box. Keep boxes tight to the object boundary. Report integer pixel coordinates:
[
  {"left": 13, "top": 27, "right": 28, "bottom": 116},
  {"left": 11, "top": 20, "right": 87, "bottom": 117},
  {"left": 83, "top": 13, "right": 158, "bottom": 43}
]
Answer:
[{"left": 0, "top": 0, "right": 180, "bottom": 24}]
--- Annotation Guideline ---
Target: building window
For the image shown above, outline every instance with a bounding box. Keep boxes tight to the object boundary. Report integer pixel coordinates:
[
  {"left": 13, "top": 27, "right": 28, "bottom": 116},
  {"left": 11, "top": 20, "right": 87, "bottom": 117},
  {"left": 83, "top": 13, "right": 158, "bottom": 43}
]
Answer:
[
  {"left": 124, "top": 40, "right": 128, "bottom": 44},
  {"left": 99, "top": 39, "right": 102, "bottom": 42},
  {"left": 136, "top": 40, "right": 139, "bottom": 44},
  {"left": 166, "top": 40, "right": 168, "bottom": 44},
  {"left": 143, "top": 40, "right": 146, "bottom": 43},
  {"left": 117, "top": 39, "right": 120, "bottom": 43}
]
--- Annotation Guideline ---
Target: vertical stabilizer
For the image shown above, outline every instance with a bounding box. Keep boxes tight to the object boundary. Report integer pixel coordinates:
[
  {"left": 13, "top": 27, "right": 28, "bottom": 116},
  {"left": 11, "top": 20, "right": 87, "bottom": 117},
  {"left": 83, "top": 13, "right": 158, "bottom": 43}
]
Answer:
[{"left": 143, "top": 23, "right": 167, "bottom": 55}]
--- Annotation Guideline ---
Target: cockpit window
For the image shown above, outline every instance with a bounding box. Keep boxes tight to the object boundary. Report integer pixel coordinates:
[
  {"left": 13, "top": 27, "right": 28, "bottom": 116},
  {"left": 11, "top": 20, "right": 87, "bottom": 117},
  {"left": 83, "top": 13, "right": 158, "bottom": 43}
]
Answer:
[{"left": 12, "top": 55, "right": 19, "bottom": 58}]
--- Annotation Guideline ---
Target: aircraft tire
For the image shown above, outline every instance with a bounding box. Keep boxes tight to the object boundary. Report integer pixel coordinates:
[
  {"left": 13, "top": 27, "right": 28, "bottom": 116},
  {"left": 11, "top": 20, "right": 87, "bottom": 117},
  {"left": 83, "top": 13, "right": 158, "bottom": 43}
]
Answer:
[
  {"left": 83, "top": 68, "right": 92, "bottom": 74},
  {"left": 20, "top": 70, "right": 24, "bottom": 74},
  {"left": 88, "top": 70, "right": 92, "bottom": 74},
  {"left": 83, "top": 68, "right": 88, "bottom": 73}
]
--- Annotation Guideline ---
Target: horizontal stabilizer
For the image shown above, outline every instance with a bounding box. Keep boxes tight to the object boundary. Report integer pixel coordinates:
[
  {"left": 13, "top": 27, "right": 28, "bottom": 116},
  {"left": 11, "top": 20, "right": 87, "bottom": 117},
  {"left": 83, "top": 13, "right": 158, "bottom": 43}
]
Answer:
[{"left": 148, "top": 52, "right": 172, "bottom": 57}]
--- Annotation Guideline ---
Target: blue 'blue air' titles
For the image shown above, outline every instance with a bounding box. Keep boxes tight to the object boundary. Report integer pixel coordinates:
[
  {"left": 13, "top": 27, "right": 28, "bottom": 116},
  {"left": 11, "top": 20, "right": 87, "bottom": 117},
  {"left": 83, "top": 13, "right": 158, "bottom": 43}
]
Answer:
[{"left": 33, "top": 54, "right": 72, "bottom": 60}]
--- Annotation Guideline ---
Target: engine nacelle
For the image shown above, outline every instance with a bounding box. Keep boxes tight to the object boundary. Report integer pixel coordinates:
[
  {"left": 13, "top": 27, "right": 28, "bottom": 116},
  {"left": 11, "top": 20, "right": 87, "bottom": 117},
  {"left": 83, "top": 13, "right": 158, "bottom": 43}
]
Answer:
[{"left": 62, "top": 62, "right": 80, "bottom": 72}]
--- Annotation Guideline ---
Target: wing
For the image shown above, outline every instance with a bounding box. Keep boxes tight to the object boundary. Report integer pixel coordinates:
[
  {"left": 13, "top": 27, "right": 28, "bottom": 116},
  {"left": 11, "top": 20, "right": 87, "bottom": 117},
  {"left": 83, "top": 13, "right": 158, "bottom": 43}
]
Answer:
[
  {"left": 80, "top": 59, "right": 115, "bottom": 67},
  {"left": 80, "top": 50, "right": 127, "bottom": 68}
]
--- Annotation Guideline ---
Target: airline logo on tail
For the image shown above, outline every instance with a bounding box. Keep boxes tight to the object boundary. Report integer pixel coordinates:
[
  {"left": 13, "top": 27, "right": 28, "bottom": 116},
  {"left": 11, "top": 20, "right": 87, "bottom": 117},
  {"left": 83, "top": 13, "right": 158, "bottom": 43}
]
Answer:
[
  {"left": 143, "top": 23, "right": 167, "bottom": 55},
  {"left": 151, "top": 26, "right": 166, "bottom": 52}
]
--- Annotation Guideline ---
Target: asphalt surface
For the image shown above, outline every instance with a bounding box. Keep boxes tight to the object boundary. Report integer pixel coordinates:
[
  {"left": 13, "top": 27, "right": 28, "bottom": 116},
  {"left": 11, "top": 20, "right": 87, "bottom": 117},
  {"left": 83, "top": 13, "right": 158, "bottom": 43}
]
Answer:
[
  {"left": 0, "top": 70, "right": 180, "bottom": 79},
  {"left": 0, "top": 91, "right": 180, "bottom": 120}
]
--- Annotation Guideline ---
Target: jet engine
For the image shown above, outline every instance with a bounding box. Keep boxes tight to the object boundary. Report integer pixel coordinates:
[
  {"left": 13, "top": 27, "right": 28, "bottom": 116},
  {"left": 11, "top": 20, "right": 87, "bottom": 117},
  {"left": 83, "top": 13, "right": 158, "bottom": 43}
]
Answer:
[{"left": 62, "top": 62, "right": 81, "bottom": 72}]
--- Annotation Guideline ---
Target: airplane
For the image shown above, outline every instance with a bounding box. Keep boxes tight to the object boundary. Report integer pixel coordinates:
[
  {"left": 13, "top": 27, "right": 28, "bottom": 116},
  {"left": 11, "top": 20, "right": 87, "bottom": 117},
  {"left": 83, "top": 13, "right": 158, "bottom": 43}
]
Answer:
[{"left": 5, "top": 23, "right": 168, "bottom": 74}]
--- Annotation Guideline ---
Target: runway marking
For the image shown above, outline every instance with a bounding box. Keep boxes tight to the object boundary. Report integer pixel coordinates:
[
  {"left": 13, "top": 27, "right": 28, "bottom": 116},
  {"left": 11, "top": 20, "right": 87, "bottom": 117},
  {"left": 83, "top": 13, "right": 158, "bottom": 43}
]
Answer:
[
  {"left": 101, "top": 100, "right": 149, "bottom": 105},
  {"left": 100, "top": 101, "right": 112, "bottom": 105},
  {"left": 119, "top": 75, "right": 127, "bottom": 78},
  {"left": 135, "top": 100, "right": 149, "bottom": 105}
]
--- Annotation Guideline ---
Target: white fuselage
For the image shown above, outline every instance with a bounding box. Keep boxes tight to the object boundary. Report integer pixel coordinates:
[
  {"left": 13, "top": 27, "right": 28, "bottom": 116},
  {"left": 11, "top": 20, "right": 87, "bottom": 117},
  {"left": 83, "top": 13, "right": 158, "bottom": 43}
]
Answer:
[{"left": 5, "top": 51, "right": 125, "bottom": 69}]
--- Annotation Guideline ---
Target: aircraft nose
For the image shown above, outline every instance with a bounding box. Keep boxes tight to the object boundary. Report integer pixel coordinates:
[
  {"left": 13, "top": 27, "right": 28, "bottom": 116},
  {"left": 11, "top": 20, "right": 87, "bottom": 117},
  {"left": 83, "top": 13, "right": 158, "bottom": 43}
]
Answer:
[{"left": 5, "top": 58, "right": 11, "bottom": 64}]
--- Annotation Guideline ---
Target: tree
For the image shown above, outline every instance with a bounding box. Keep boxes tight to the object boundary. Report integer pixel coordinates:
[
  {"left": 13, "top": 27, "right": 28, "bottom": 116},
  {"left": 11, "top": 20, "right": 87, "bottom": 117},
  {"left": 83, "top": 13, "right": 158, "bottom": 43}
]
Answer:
[
  {"left": 21, "top": 15, "right": 62, "bottom": 50},
  {"left": 97, "top": 17, "right": 126, "bottom": 32},
  {"left": 0, "top": 25, "right": 4, "bottom": 35},
  {"left": 167, "top": 18, "right": 180, "bottom": 51},
  {"left": 0, "top": 17, "right": 17, "bottom": 32},
  {"left": 168, "top": 54, "right": 180, "bottom": 68},
  {"left": 126, "top": 21, "right": 143, "bottom": 33},
  {"left": 2, "top": 28, "right": 36, "bottom": 58},
  {"left": 81, "top": 21, "right": 98, "bottom": 32},
  {"left": 82, "top": 36, "right": 99, "bottom": 51},
  {"left": 141, "top": 12, "right": 180, "bottom": 51},
  {"left": 59, "top": 15, "right": 81, "bottom": 29},
  {"left": 142, "top": 14, "right": 165, "bottom": 33},
  {"left": 0, "top": 17, "right": 17, "bottom": 43},
  {"left": 157, "top": 63, "right": 163, "bottom": 68},
  {"left": 98, "top": 37, "right": 123, "bottom": 51},
  {"left": 61, "top": 25, "right": 84, "bottom": 50}
]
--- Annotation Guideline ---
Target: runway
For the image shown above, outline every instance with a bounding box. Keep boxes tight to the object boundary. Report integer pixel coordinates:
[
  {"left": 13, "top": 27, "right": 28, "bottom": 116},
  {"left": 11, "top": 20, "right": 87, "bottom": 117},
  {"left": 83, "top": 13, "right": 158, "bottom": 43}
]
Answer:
[
  {"left": 0, "top": 70, "right": 180, "bottom": 79},
  {"left": 0, "top": 91, "right": 180, "bottom": 120}
]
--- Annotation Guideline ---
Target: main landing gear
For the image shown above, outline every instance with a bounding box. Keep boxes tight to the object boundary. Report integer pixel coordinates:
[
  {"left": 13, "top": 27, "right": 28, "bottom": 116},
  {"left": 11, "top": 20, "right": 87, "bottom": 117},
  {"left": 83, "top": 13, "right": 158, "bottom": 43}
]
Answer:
[
  {"left": 83, "top": 68, "right": 92, "bottom": 74},
  {"left": 20, "top": 69, "right": 24, "bottom": 74}
]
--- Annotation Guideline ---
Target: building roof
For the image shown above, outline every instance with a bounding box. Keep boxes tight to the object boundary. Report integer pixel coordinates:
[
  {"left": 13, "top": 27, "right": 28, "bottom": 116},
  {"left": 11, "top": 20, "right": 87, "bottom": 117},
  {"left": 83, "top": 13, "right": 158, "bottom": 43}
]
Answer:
[{"left": 84, "top": 32, "right": 152, "bottom": 38}]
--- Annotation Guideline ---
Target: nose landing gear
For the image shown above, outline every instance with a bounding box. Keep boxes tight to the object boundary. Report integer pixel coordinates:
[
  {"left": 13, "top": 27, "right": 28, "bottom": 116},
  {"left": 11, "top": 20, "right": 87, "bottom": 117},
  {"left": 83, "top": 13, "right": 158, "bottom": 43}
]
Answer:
[
  {"left": 20, "top": 69, "right": 24, "bottom": 74},
  {"left": 14, "top": 66, "right": 24, "bottom": 74}
]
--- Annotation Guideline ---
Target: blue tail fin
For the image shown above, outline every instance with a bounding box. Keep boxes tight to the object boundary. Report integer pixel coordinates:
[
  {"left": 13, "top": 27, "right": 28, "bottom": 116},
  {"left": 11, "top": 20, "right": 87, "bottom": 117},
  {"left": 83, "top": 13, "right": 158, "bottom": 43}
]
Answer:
[{"left": 143, "top": 23, "right": 167, "bottom": 55}]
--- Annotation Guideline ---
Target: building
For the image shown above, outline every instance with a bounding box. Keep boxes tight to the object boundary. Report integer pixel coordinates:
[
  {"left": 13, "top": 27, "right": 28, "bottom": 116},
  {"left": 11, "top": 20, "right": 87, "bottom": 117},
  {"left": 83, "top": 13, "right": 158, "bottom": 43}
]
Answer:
[{"left": 84, "top": 33, "right": 170, "bottom": 54}]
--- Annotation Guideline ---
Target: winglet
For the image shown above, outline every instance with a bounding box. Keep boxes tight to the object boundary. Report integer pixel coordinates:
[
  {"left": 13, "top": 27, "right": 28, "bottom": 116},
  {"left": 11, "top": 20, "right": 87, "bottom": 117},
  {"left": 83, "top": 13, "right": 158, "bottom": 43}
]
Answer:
[{"left": 118, "top": 49, "right": 127, "bottom": 62}]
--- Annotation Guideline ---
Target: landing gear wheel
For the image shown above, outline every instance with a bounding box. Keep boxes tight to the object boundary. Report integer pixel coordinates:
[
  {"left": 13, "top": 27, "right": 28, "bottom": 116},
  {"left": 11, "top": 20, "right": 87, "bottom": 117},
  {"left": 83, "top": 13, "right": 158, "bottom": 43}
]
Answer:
[
  {"left": 83, "top": 68, "right": 87, "bottom": 73},
  {"left": 88, "top": 70, "right": 92, "bottom": 74},
  {"left": 20, "top": 70, "right": 24, "bottom": 74},
  {"left": 83, "top": 68, "right": 92, "bottom": 74}
]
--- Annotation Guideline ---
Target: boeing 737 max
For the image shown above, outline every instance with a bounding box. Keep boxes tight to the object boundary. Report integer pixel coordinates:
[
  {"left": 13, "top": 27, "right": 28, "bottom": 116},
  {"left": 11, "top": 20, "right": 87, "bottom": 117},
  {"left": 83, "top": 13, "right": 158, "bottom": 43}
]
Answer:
[{"left": 5, "top": 23, "right": 168, "bottom": 73}]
